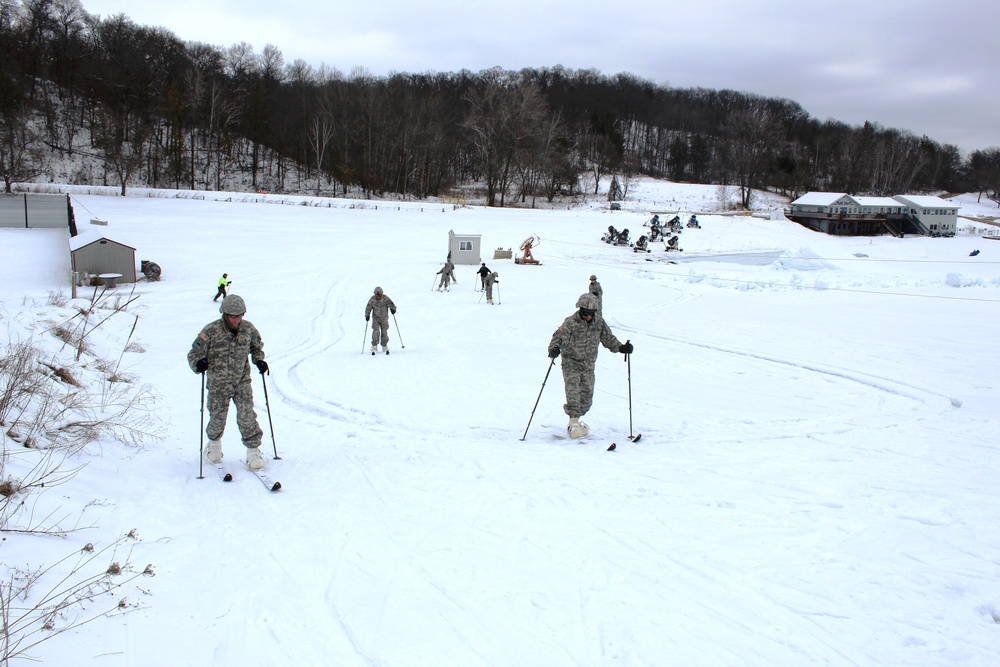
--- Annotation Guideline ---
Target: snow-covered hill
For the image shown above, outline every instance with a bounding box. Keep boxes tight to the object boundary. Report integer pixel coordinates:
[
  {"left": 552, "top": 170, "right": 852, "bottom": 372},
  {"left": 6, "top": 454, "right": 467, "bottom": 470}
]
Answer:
[{"left": 2, "top": 179, "right": 999, "bottom": 666}]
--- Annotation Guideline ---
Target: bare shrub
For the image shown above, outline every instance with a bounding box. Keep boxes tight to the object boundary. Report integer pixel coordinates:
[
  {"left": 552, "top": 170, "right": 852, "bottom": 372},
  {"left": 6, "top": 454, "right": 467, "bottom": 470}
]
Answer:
[
  {"left": 46, "top": 291, "right": 68, "bottom": 307},
  {"left": 0, "top": 342, "right": 46, "bottom": 428},
  {"left": 0, "top": 530, "right": 155, "bottom": 664}
]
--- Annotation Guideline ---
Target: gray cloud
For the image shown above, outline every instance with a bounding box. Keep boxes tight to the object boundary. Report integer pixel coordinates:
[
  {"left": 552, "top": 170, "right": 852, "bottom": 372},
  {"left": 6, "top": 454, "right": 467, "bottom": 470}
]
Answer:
[{"left": 84, "top": 0, "right": 999, "bottom": 152}]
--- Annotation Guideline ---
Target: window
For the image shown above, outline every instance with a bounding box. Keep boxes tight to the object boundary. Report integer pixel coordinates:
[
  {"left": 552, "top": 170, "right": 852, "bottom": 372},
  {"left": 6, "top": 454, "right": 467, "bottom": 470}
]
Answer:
[{"left": 460, "top": 240, "right": 473, "bottom": 251}]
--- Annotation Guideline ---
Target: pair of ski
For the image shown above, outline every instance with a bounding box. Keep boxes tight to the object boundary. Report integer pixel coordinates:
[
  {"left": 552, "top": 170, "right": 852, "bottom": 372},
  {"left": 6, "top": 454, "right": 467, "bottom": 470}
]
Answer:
[
  {"left": 606, "top": 433, "right": 641, "bottom": 451},
  {"left": 214, "top": 461, "right": 282, "bottom": 491}
]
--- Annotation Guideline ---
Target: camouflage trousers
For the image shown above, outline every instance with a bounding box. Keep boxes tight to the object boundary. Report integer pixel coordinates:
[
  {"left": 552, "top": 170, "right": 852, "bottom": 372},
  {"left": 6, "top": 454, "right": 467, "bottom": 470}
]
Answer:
[
  {"left": 485, "top": 283, "right": 494, "bottom": 300},
  {"left": 206, "top": 381, "right": 263, "bottom": 448},
  {"left": 560, "top": 358, "right": 596, "bottom": 419},
  {"left": 371, "top": 318, "right": 390, "bottom": 347}
]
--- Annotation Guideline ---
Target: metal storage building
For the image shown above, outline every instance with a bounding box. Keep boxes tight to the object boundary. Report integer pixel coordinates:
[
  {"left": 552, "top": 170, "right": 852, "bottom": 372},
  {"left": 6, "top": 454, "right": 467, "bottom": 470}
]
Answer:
[
  {"left": 447, "top": 229, "right": 482, "bottom": 265},
  {"left": 70, "top": 233, "right": 137, "bottom": 285}
]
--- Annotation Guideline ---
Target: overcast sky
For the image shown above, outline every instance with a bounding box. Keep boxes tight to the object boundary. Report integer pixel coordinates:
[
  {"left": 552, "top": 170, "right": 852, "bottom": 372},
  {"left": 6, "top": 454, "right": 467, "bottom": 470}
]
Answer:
[{"left": 81, "top": 0, "right": 998, "bottom": 153}]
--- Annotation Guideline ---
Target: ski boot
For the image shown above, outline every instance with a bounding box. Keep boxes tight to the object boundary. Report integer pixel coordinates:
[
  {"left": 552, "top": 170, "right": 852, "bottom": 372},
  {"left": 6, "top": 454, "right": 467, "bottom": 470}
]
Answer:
[
  {"left": 567, "top": 418, "right": 589, "bottom": 439},
  {"left": 205, "top": 439, "right": 223, "bottom": 462},
  {"left": 246, "top": 447, "right": 265, "bottom": 470}
]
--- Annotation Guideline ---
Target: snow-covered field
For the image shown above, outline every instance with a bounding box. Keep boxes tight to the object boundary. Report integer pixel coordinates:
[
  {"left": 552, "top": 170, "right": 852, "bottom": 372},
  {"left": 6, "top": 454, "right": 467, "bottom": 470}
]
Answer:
[{"left": 2, "top": 179, "right": 999, "bottom": 666}]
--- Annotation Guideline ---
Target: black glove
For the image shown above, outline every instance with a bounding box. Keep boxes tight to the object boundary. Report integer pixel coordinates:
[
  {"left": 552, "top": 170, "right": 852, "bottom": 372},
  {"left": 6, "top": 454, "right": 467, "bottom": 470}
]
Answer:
[
  {"left": 390, "top": 308, "right": 396, "bottom": 315},
  {"left": 195, "top": 358, "right": 209, "bottom": 374},
  {"left": 255, "top": 360, "right": 269, "bottom": 375},
  {"left": 365, "top": 315, "right": 370, "bottom": 322},
  {"left": 620, "top": 342, "right": 634, "bottom": 355},
  {"left": 548, "top": 346, "right": 560, "bottom": 358},
  {"left": 226, "top": 281, "right": 232, "bottom": 286}
]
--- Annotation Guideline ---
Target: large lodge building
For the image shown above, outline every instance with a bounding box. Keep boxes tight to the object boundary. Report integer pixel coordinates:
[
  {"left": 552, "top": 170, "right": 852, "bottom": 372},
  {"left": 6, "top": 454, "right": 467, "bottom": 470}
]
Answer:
[{"left": 787, "top": 193, "right": 958, "bottom": 237}]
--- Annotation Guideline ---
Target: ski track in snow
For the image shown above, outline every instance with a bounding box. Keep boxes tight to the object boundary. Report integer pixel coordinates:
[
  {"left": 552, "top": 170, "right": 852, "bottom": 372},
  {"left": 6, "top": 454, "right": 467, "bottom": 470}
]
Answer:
[{"left": 9, "top": 188, "right": 1000, "bottom": 666}]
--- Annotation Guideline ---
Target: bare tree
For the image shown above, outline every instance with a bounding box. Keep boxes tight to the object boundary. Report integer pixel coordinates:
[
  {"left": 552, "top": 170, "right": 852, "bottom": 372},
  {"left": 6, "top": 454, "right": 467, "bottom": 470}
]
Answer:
[
  {"left": 306, "top": 113, "right": 335, "bottom": 195},
  {"left": 463, "top": 72, "right": 548, "bottom": 207},
  {"left": 92, "top": 108, "right": 149, "bottom": 196},
  {"left": 0, "top": 108, "right": 45, "bottom": 192},
  {"left": 722, "top": 101, "right": 780, "bottom": 209}
]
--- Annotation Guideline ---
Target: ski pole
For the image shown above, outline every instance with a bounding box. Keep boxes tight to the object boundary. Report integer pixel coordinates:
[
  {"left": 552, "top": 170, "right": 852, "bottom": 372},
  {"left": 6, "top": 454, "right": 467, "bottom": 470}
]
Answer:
[
  {"left": 198, "top": 371, "right": 206, "bottom": 479},
  {"left": 391, "top": 311, "right": 405, "bottom": 348},
  {"left": 497, "top": 282, "right": 501, "bottom": 305},
  {"left": 362, "top": 319, "right": 369, "bottom": 354},
  {"left": 624, "top": 340, "right": 634, "bottom": 440},
  {"left": 520, "top": 356, "right": 556, "bottom": 441},
  {"left": 259, "top": 368, "right": 281, "bottom": 459},
  {"left": 478, "top": 289, "right": 485, "bottom": 304}
]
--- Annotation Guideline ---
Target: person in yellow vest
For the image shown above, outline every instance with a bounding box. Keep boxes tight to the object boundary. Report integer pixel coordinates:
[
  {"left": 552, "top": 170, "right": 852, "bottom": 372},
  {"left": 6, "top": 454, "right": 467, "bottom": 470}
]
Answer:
[{"left": 213, "top": 273, "right": 231, "bottom": 302}]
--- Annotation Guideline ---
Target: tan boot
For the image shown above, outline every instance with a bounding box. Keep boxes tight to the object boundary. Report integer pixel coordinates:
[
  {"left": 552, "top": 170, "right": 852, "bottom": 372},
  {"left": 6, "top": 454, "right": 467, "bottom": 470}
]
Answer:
[{"left": 205, "top": 439, "right": 223, "bottom": 462}]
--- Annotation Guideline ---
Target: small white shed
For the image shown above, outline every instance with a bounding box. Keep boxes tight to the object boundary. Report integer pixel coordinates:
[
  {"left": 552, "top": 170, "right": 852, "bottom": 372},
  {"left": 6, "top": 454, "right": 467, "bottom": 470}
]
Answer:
[{"left": 447, "top": 230, "right": 481, "bottom": 265}]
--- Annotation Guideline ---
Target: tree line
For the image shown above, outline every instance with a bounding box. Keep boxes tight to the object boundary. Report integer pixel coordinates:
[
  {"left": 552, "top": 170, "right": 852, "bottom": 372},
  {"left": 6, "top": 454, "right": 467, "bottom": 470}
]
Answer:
[{"left": 1, "top": 0, "right": 998, "bottom": 206}]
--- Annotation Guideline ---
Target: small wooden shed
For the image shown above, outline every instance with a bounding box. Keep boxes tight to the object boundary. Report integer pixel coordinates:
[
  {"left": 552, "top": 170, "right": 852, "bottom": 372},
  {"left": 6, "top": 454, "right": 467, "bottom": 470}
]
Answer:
[
  {"left": 447, "top": 229, "right": 481, "bottom": 265},
  {"left": 70, "top": 234, "right": 137, "bottom": 285}
]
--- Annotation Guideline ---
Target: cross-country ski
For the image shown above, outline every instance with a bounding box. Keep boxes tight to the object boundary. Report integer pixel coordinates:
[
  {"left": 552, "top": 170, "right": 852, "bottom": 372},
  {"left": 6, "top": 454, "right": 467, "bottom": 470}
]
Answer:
[
  {"left": 246, "top": 464, "right": 282, "bottom": 492},
  {"left": 215, "top": 461, "right": 233, "bottom": 482}
]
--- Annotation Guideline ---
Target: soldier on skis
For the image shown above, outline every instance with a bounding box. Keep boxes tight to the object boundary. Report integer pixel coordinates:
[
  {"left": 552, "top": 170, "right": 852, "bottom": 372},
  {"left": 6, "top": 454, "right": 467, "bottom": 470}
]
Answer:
[
  {"left": 484, "top": 271, "right": 499, "bottom": 304},
  {"left": 365, "top": 286, "right": 397, "bottom": 355},
  {"left": 588, "top": 274, "right": 603, "bottom": 312},
  {"left": 436, "top": 259, "right": 456, "bottom": 291},
  {"left": 188, "top": 294, "right": 269, "bottom": 470},
  {"left": 547, "top": 293, "right": 633, "bottom": 438}
]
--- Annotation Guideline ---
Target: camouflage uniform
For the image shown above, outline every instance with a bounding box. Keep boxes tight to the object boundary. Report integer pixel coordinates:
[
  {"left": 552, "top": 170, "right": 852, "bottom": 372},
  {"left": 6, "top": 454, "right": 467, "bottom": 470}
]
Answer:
[
  {"left": 365, "top": 288, "right": 397, "bottom": 348},
  {"left": 548, "top": 294, "right": 623, "bottom": 419},
  {"left": 437, "top": 260, "right": 455, "bottom": 290},
  {"left": 484, "top": 271, "right": 498, "bottom": 304},
  {"left": 588, "top": 275, "right": 603, "bottom": 312},
  {"left": 187, "top": 315, "right": 265, "bottom": 449}
]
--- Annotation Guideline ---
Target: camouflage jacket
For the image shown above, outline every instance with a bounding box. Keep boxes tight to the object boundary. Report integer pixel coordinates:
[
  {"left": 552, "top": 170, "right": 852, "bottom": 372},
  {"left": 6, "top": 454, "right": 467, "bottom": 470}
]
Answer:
[
  {"left": 187, "top": 317, "right": 265, "bottom": 391},
  {"left": 365, "top": 294, "right": 396, "bottom": 322},
  {"left": 589, "top": 282, "right": 603, "bottom": 301},
  {"left": 548, "top": 312, "right": 621, "bottom": 367}
]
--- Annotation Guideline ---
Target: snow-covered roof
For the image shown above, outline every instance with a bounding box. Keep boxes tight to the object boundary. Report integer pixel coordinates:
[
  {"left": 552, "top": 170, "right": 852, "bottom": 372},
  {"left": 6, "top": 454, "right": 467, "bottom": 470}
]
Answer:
[
  {"left": 791, "top": 192, "right": 846, "bottom": 206},
  {"left": 853, "top": 196, "right": 903, "bottom": 207},
  {"left": 893, "top": 194, "right": 959, "bottom": 209},
  {"left": 69, "top": 232, "right": 136, "bottom": 252}
]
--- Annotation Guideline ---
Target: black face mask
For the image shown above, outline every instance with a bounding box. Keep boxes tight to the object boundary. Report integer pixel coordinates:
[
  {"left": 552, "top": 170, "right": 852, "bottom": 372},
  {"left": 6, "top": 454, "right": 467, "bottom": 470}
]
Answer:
[{"left": 579, "top": 308, "right": 596, "bottom": 319}]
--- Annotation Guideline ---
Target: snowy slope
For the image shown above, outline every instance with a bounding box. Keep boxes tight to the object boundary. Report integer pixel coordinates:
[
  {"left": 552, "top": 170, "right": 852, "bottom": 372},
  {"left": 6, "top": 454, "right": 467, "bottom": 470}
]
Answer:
[{"left": 2, "top": 180, "right": 999, "bottom": 666}]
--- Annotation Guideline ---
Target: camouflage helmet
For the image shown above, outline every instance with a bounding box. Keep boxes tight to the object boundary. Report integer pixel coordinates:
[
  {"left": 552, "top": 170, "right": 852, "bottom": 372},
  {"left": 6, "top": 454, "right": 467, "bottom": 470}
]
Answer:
[
  {"left": 590, "top": 274, "right": 597, "bottom": 281},
  {"left": 374, "top": 286, "right": 383, "bottom": 296},
  {"left": 575, "top": 293, "right": 599, "bottom": 310},
  {"left": 220, "top": 294, "right": 246, "bottom": 316}
]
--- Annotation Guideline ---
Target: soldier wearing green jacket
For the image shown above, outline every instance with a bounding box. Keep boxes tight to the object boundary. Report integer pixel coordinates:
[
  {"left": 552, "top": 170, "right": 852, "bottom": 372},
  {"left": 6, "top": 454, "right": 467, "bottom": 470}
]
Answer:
[
  {"left": 547, "top": 293, "right": 633, "bottom": 438},
  {"left": 188, "top": 294, "right": 268, "bottom": 470}
]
